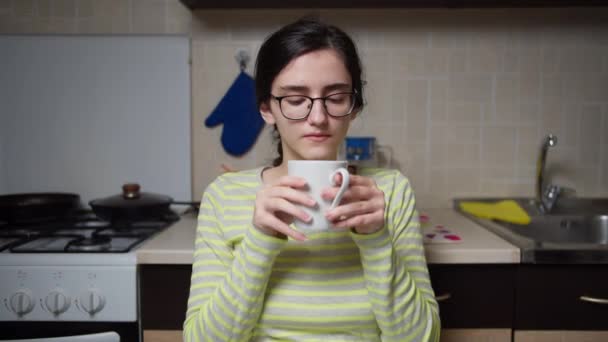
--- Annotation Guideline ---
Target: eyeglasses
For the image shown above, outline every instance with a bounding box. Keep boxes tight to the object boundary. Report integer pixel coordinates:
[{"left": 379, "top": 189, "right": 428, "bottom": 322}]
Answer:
[{"left": 270, "top": 91, "right": 357, "bottom": 120}]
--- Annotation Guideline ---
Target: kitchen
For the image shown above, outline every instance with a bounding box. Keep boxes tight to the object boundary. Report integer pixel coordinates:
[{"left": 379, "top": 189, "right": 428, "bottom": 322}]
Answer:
[{"left": 1, "top": 0, "right": 607, "bottom": 341}]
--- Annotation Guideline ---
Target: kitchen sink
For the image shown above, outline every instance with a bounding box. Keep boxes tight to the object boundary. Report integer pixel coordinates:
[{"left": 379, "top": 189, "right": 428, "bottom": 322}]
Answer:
[
  {"left": 454, "top": 197, "right": 608, "bottom": 264},
  {"left": 503, "top": 215, "right": 608, "bottom": 245}
]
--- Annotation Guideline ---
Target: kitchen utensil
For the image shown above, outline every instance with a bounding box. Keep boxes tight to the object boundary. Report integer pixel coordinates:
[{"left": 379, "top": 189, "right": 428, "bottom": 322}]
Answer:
[
  {"left": 0, "top": 193, "right": 82, "bottom": 224},
  {"left": 459, "top": 200, "right": 531, "bottom": 225},
  {"left": 89, "top": 183, "right": 198, "bottom": 222}
]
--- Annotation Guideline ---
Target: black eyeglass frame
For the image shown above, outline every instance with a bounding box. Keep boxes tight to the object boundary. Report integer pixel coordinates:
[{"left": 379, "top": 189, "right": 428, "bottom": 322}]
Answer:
[{"left": 270, "top": 90, "right": 358, "bottom": 121}]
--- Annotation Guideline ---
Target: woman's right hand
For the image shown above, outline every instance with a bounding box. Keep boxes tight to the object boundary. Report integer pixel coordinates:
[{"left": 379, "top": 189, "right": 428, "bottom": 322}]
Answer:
[{"left": 253, "top": 176, "right": 316, "bottom": 241}]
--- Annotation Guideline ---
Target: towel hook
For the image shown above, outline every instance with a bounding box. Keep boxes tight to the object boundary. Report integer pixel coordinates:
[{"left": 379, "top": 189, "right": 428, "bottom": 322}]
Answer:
[{"left": 235, "top": 49, "right": 250, "bottom": 71}]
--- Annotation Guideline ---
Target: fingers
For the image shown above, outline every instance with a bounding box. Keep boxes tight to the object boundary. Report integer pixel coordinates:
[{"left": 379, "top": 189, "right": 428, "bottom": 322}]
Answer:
[
  {"left": 331, "top": 211, "right": 385, "bottom": 230},
  {"left": 256, "top": 213, "right": 307, "bottom": 241},
  {"left": 333, "top": 174, "right": 375, "bottom": 187},
  {"left": 321, "top": 185, "right": 380, "bottom": 203},
  {"left": 265, "top": 197, "right": 311, "bottom": 223},
  {"left": 253, "top": 175, "right": 314, "bottom": 242},
  {"left": 275, "top": 175, "right": 309, "bottom": 189},
  {"left": 265, "top": 186, "right": 316, "bottom": 208},
  {"left": 325, "top": 196, "right": 384, "bottom": 222}
]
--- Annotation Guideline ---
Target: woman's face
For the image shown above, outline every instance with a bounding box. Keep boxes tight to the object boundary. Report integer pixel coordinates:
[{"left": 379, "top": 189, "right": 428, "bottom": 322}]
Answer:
[{"left": 260, "top": 48, "right": 357, "bottom": 163}]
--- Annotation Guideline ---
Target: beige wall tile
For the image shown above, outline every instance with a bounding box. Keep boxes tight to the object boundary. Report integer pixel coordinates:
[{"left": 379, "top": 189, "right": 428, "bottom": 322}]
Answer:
[
  {"left": 449, "top": 74, "right": 492, "bottom": 102},
  {"left": 52, "top": 0, "right": 75, "bottom": 18},
  {"left": 38, "top": 0, "right": 51, "bottom": 18},
  {"left": 469, "top": 48, "right": 502, "bottom": 73},
  {"left": 131, "top": 0, "right": 165, "bottom": 34},
  {"left": 449, "top": 49, "right": 467, "bottom": 73},
  {"left": 76, "top": 0, "right": 93, "bottom": 18},
  {"left": 560, "top": 47, "right": 604, "bottom": 72},
  {"left": 448, "top": 103, "right": 481, "bottom": 123},
  {"left": 579, "top": 104, "right": 602, "bottom": 166},
  {"left": 14, "top": 0, "right": 35, "bottom": 17},
  {"left": 481, "top": 126, "right": 517, "bottom": 167},
  {"left": 520, "top": 72, "right": 540, "bottom": 103},
  {"left": 166, "top": 0, "right": 191, "bottom": 34},
  {"left": 0, "top": 0, "right": 11, "bottom": 12}
]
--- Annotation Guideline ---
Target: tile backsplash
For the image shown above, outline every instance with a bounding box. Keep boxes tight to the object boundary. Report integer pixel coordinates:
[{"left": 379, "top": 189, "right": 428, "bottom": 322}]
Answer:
[{"left": 1, "top": 1, "right": 606, "bottom": 207}]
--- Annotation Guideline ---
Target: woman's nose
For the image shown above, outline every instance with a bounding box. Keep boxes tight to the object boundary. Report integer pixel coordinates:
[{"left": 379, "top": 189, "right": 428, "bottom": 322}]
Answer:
[{"left": 307, "top": 99, "right": 328, "bottom": 125}]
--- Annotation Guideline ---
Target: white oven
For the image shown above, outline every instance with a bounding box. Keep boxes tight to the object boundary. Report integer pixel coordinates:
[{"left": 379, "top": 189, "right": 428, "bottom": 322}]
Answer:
[{"left": 0, "top": 253, "right": 141, "bottom": 341}]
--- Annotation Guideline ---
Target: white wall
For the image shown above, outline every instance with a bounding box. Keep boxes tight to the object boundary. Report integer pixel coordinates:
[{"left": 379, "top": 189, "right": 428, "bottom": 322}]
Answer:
[{"left": 0, "top": 35, "right": 191, "bottom": 205}]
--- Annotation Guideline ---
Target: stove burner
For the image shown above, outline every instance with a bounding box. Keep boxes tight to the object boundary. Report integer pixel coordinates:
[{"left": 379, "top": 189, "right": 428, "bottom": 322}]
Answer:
[
  {"left": 74, "top": 220, "right": 110, "bottom": 228},
  {"left": 67, "top": 236, "right": 112, "bottom": 252}
]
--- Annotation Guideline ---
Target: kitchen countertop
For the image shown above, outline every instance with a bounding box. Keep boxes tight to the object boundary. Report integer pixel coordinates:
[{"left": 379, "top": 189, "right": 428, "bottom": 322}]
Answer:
[{"left": 136, "top": 208, "right": 520, "bottom": 265}]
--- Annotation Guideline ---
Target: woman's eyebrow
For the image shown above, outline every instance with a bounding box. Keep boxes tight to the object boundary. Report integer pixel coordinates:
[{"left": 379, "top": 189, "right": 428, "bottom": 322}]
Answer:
[
  {"left": 324, "top": 83, "right": 352, "bottom": 92},
  {"left": 277, "top": 83, "right": 352, "bottom": 94},
  {"left": 278, "top": 85, "right": 309, "bottom": 93}
]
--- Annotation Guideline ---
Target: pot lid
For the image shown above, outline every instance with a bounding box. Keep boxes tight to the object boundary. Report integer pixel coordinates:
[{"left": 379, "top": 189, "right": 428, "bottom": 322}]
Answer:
[{"left": 89, "top": 183, "right": 173, "bottom": 208}]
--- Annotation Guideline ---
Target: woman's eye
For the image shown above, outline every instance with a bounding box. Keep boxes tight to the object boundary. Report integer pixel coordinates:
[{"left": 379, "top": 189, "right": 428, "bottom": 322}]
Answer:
[
  {"left": 328, "top": 94, "right": 348, "bottom": 103},
  {"left": 285, "top": 97, "right": 307, "bottom": 105}
]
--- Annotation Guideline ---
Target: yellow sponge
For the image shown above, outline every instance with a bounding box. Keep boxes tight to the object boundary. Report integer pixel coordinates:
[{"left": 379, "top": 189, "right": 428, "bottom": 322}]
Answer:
[{"left": 459, "top": 200, "right": 531, "bottom": 225}]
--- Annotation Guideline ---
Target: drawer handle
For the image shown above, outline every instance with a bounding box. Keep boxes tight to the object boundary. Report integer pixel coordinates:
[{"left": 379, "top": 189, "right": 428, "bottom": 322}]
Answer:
[
  {"left": 435, "top": 293, "right": 451, "bottom": 302},
  {"left": 580, "top": 295, "right": 608, "bottom": 305}
]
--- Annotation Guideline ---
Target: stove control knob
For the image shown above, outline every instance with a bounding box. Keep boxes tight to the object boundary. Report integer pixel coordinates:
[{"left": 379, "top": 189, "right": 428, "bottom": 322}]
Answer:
[
  {"left": 45, "top": 290, "right": 71, "bottom": 315},
  {"left": 9, "top": 289, "right": 35, "bottom": 316},
  {"left": 80, "top": 289, "right": 105, "bottom": 315}
]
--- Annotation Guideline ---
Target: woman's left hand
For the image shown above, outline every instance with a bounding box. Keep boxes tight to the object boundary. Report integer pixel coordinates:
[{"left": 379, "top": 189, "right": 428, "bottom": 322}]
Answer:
[{"left": 322, "top": 174, "right": 385, "bottom": 234}]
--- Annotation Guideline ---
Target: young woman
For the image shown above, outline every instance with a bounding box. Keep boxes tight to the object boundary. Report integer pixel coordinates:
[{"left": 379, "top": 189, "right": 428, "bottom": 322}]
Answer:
[{"left": 184, "top": 19, "right": 440, "bottom": 342}]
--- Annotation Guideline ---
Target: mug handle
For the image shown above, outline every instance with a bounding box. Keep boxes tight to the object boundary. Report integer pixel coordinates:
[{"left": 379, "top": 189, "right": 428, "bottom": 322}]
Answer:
[{"left": 329, "top": 168, "right": 350, "bottom": 209}]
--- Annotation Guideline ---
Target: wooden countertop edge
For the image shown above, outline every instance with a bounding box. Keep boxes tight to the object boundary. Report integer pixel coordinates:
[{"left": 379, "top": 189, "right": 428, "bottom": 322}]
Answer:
[{"left": 136, "top": 209, "right": 522, "bottom": 265}]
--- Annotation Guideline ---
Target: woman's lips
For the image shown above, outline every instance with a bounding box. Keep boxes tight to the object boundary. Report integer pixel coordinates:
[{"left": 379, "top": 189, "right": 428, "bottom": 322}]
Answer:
[{"left": 303, "top": 134, "right": 331, "bottom": 142}]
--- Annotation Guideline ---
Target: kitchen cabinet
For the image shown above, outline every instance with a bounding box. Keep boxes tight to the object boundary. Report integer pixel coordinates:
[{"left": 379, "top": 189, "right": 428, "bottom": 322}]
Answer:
[
  {"left": 139, "top": 264, "right": 518, "bottom": 329},
  {"left": 139, "top": 263, "right": 607, "bottom": 340},
  {"left": 140, "top": 265, "right": 191, "bottom": 331},
  {"left": 514, "top": 265, "right": 608, "bottom": 330},
  {"left": 179, "top": 0, "right": 608, "bottom": 9},
  {"left": 428, "top": 265, "right": 517, "bottom": 329}
]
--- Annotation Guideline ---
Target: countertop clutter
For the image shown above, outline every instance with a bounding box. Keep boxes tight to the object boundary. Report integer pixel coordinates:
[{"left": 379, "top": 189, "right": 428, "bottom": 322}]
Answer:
[{"left": 136, "top": 208, "right": 520, "bottom": 264}]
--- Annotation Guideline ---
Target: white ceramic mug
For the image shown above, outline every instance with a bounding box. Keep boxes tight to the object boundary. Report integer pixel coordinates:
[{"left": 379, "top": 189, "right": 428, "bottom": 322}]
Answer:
[{"left": 287, "top": 160, "right": 350, "bottom": 232}]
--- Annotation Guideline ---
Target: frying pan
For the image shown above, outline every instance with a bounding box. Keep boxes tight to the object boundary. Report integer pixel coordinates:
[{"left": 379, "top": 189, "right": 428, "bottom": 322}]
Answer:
[
  {"left": 89, "top": 183, "right": 199, "bottom": 222},
  {"left": 0, "top": 193, "right": 82, "bottom": 224}
]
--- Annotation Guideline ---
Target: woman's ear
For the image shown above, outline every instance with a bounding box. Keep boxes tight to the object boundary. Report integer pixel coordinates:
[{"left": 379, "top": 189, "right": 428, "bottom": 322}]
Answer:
[{"left": 259, "top": 101, "right": 276, "bottom": 125}]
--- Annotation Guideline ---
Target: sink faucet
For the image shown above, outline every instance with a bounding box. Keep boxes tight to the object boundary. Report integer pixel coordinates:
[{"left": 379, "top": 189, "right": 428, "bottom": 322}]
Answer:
[{"left": 536, "top": 134, "right": 560, "bottom": 213}]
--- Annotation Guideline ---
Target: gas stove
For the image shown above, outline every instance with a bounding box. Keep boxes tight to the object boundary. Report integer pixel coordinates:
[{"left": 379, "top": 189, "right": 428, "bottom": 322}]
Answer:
[
  {"left": 0, "top": 211, "right": 179, "bottom": 341},
  {"left": 0, "top": 210, "right": 177, "bottom": 254}
]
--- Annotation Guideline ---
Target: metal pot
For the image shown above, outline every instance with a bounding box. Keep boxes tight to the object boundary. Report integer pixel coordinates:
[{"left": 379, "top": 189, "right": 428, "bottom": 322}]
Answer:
[
  {"left": 0, "top": 193, "right": 82, "bottom": 224},
  {"left": 89, "top": 183, "right": 197, "bottom": 222}
]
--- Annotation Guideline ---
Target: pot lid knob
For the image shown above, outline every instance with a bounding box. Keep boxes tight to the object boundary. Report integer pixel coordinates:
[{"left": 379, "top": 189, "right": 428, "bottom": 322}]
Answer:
[{"left": 122, "top": 183, "right": 141, "bottom": 199}]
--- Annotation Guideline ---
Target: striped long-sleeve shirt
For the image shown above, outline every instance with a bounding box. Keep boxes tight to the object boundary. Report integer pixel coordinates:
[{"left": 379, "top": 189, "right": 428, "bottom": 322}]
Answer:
[{"left": 183, "top": 167, "right": 440, "bottom": 342}]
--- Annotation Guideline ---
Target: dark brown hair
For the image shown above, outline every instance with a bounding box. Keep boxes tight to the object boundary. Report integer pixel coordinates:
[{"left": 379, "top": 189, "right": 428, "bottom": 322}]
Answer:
[{"left": 254, "top": 18, "right": 365, "bottom": 166}]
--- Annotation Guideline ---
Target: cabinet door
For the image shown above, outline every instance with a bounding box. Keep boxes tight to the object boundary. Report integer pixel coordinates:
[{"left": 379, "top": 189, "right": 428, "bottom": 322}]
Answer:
[
  {"left": 140, "top": 265, "right": 192, "bottom": 330},
  {"left": 428, "top": 265, "right": 516, "bottom": 328},
  {"left": 515, "top": 265, "right": 608, "bottom": 330}
]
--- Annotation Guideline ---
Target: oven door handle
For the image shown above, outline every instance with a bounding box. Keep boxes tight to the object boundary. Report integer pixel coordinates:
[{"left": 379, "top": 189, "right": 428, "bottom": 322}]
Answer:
[{"left": 2, "top": 332, "right": 120, "bottom": 342}]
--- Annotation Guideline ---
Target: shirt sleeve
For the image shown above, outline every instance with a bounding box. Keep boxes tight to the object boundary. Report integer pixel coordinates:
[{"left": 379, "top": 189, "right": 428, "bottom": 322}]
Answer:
[
  {"left": 350, "top": 171, "right": 440, "bottom": 342},
  {"left": 183, "top": 182, "right": 287, "bottom": 342}
]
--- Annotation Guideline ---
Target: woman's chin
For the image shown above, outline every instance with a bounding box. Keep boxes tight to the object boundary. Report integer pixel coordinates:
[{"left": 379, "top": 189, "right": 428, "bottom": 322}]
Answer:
[{"left": 299, "top": 150, "right": 338, "bottom": 161}]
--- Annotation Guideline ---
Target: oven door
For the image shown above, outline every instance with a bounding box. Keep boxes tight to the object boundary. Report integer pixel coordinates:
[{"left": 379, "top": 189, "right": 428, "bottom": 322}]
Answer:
[
  {"left": 0, "top": 322, "right": 139, "bottom": 342},
  {"left": 1, "top": 332, "right": 119, "bottom": 342}
]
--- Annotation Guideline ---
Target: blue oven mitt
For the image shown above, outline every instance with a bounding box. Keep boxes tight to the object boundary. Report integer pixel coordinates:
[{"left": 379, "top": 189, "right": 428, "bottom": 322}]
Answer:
[{"left": 204, "top": 71, "right": 265, "bottom": 156}]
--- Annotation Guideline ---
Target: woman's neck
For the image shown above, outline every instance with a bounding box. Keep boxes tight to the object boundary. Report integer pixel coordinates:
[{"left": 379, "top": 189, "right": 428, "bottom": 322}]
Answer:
[{"left": 261, "top": 162, "right": 288, "bottom": 185}]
